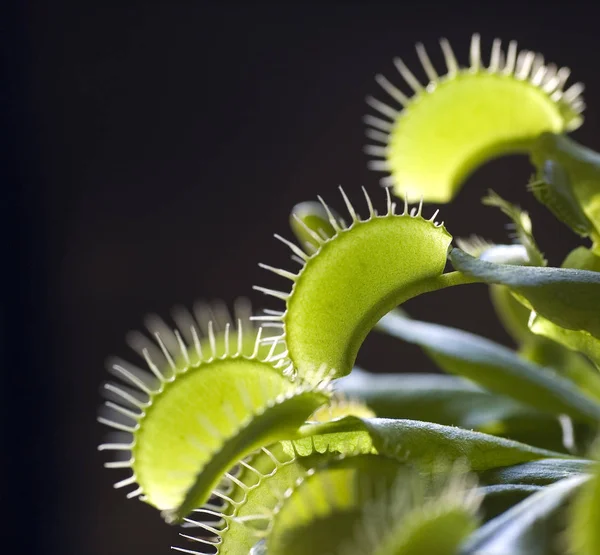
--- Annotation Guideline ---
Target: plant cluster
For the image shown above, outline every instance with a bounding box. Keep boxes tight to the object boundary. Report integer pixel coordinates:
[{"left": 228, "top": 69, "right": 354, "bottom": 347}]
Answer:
[{"left": 99, "top": 35, "right": 600, "bottom": 554}]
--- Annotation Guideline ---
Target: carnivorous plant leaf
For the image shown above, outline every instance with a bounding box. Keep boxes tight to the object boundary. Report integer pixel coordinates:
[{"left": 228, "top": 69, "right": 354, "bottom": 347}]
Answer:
[
  {"left": 289, "top": 200, "right": 344, "bottom": 253},
  {"left": 365, "top": 35, "right": 583, "bottom": 203},
  {"left": 98, "top": 304, "right": 332, "bottom": 522},
  {"left": 172, "top": 396, "right": 377, "bottom": 554},
  {"left": 266, "top": 455, "right": 479, "bottom": 555},
  {"left": 255, "top": 187, "right": 454, "bottom": 381}
]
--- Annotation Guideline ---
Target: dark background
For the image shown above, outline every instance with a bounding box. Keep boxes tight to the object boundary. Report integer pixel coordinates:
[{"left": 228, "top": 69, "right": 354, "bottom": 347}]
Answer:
[{"left": 4, "top": 2, "right": 600, "bottom": 554}]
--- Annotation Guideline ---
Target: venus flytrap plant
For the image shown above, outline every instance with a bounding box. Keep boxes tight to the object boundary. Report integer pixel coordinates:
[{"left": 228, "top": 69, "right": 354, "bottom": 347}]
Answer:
[{"left": 100, "top": 34, "right": 600, "bottom": 554}]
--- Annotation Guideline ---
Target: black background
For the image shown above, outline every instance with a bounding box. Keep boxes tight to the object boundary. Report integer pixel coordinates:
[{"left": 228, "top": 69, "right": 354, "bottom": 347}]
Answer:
[{"left": 4, "top": 2, "right": 600, "bottom": 554}]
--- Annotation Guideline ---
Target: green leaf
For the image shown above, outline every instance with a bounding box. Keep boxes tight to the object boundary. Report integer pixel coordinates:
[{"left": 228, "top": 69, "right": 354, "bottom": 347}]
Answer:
[
  {"left": 376, "top": 311, "right": 600, "bottom": 424},
  {"left": 336, "top": 370, "right": 568, "bottom": 451},
  {"left": 450, "top": 248, "right": 600, "bottom": 339},
  {"left": 529, "top": 158, "right": 595, "bottom": 238},
  {"left": 567, "top": 449, "right": 600, "bottom": 555},
  {"left": 530, "top": 132, "right": 600, "bottom": 244},
  {"left": 530, "top": 314, "right": 600, "bottom": 374},
  {"left": 337, "top": 369, "right": 536, "bottom": 427},
  {"left": 489, "top": 283, "right": 535, "bottom": 343},
  {"left": 461, "top": 475, "right": 588, "bottom": 555},
  {"left": 455, "top": 245, "right": 600, "bottom": 396},
  {"left": 300, "top": 417, "right": 570, "bottom": 472},
  {"left": 488, "top": 282, "right": 600, "bottom": 398},
  {"left": 563, "top": 246, "right": 600, "bottom": 273},
  {"left": 530, "top": 246, "right": 600, "bottom": 376},
  {"left": 480, "top": 458, "right": 592, "bottom": 487},
  {"left": 479, "top": 484, "right": 543, "bottom": 522},
  {"left": 481, "top": 190, "right": 546, "bottom": 266},
  {"left": 289, "top": 200, "right": 344, "bottom": 253}
]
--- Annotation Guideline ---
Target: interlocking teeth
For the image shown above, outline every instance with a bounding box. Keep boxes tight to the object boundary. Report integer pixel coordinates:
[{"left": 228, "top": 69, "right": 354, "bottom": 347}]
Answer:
[{"left": 174, "top": 445, "right": 297, "bottom": 554}]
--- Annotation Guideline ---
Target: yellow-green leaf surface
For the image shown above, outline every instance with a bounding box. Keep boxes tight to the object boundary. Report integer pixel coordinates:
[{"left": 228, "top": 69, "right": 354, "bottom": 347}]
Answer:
[
  {"left": 344, "top": 469, "right": 481, "bottom": 555},
  {"left": 563, "top": 246, "right": 600, "bottom": 273},
  {"left": 266, "top": 455, "right": 412, "bottom": 555},
  {"left": 376, "top": 311, "right": 600, "bottom": 424},
  {"left": 450, "top": 249, "right": 600, "bottom": 339},
  {"left": 531, "top": 314, "right": 600, "bottom": 373},
  {"left": 269, "top": 457, "right": 403, "bottom": 553},
  {"left": 255, "top": 188, "right": 453, "bottom": 380},
  {"left": 365, "top": 35, "right": 583, "bottom": 203}
]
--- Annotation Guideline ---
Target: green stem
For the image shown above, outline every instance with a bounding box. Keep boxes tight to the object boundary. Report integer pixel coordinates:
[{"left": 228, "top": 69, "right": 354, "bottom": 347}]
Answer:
[{"left": 434, "top": 270, "right": 484, "bottom": 289}]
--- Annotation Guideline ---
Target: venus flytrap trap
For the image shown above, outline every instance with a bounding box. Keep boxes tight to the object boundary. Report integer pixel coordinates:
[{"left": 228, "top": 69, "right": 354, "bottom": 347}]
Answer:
[
  {"left": 100, "top": 34, "right": 600, "bottom": 554},
  {"left": 253, "top": 187, "right": 484, "bottom": 382},
  {"left": 99, "top": 300, "right": 332, "bottom": 521},
  {"left": 364, "top": 34, "right": 584, "bottom": 203},
  {"left": 261, "top": 456, "right": 474, "bottom": 555}
]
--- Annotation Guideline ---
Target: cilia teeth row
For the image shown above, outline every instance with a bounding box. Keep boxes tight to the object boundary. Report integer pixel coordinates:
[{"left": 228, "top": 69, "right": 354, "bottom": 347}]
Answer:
[
  {"left": 251, "top": 186, "right": 443, "bottom": 317},
  {"left": 98, "top": 370, "right": 294, "bottom": 502},
  {"left": 97, "top": 302, "right": 292, "bottom": 500},
  {"left": 364, "top": 34, "right": 585, "bottom": 173},
  {"left": 173, "top": 446, "right": 297, "bottom": 555},
  {"left": 368, "top": 33, "right": 584, "bottom": 115},
  {"left": 125, "top": 298, "right": 255, "bottom": 373}
]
